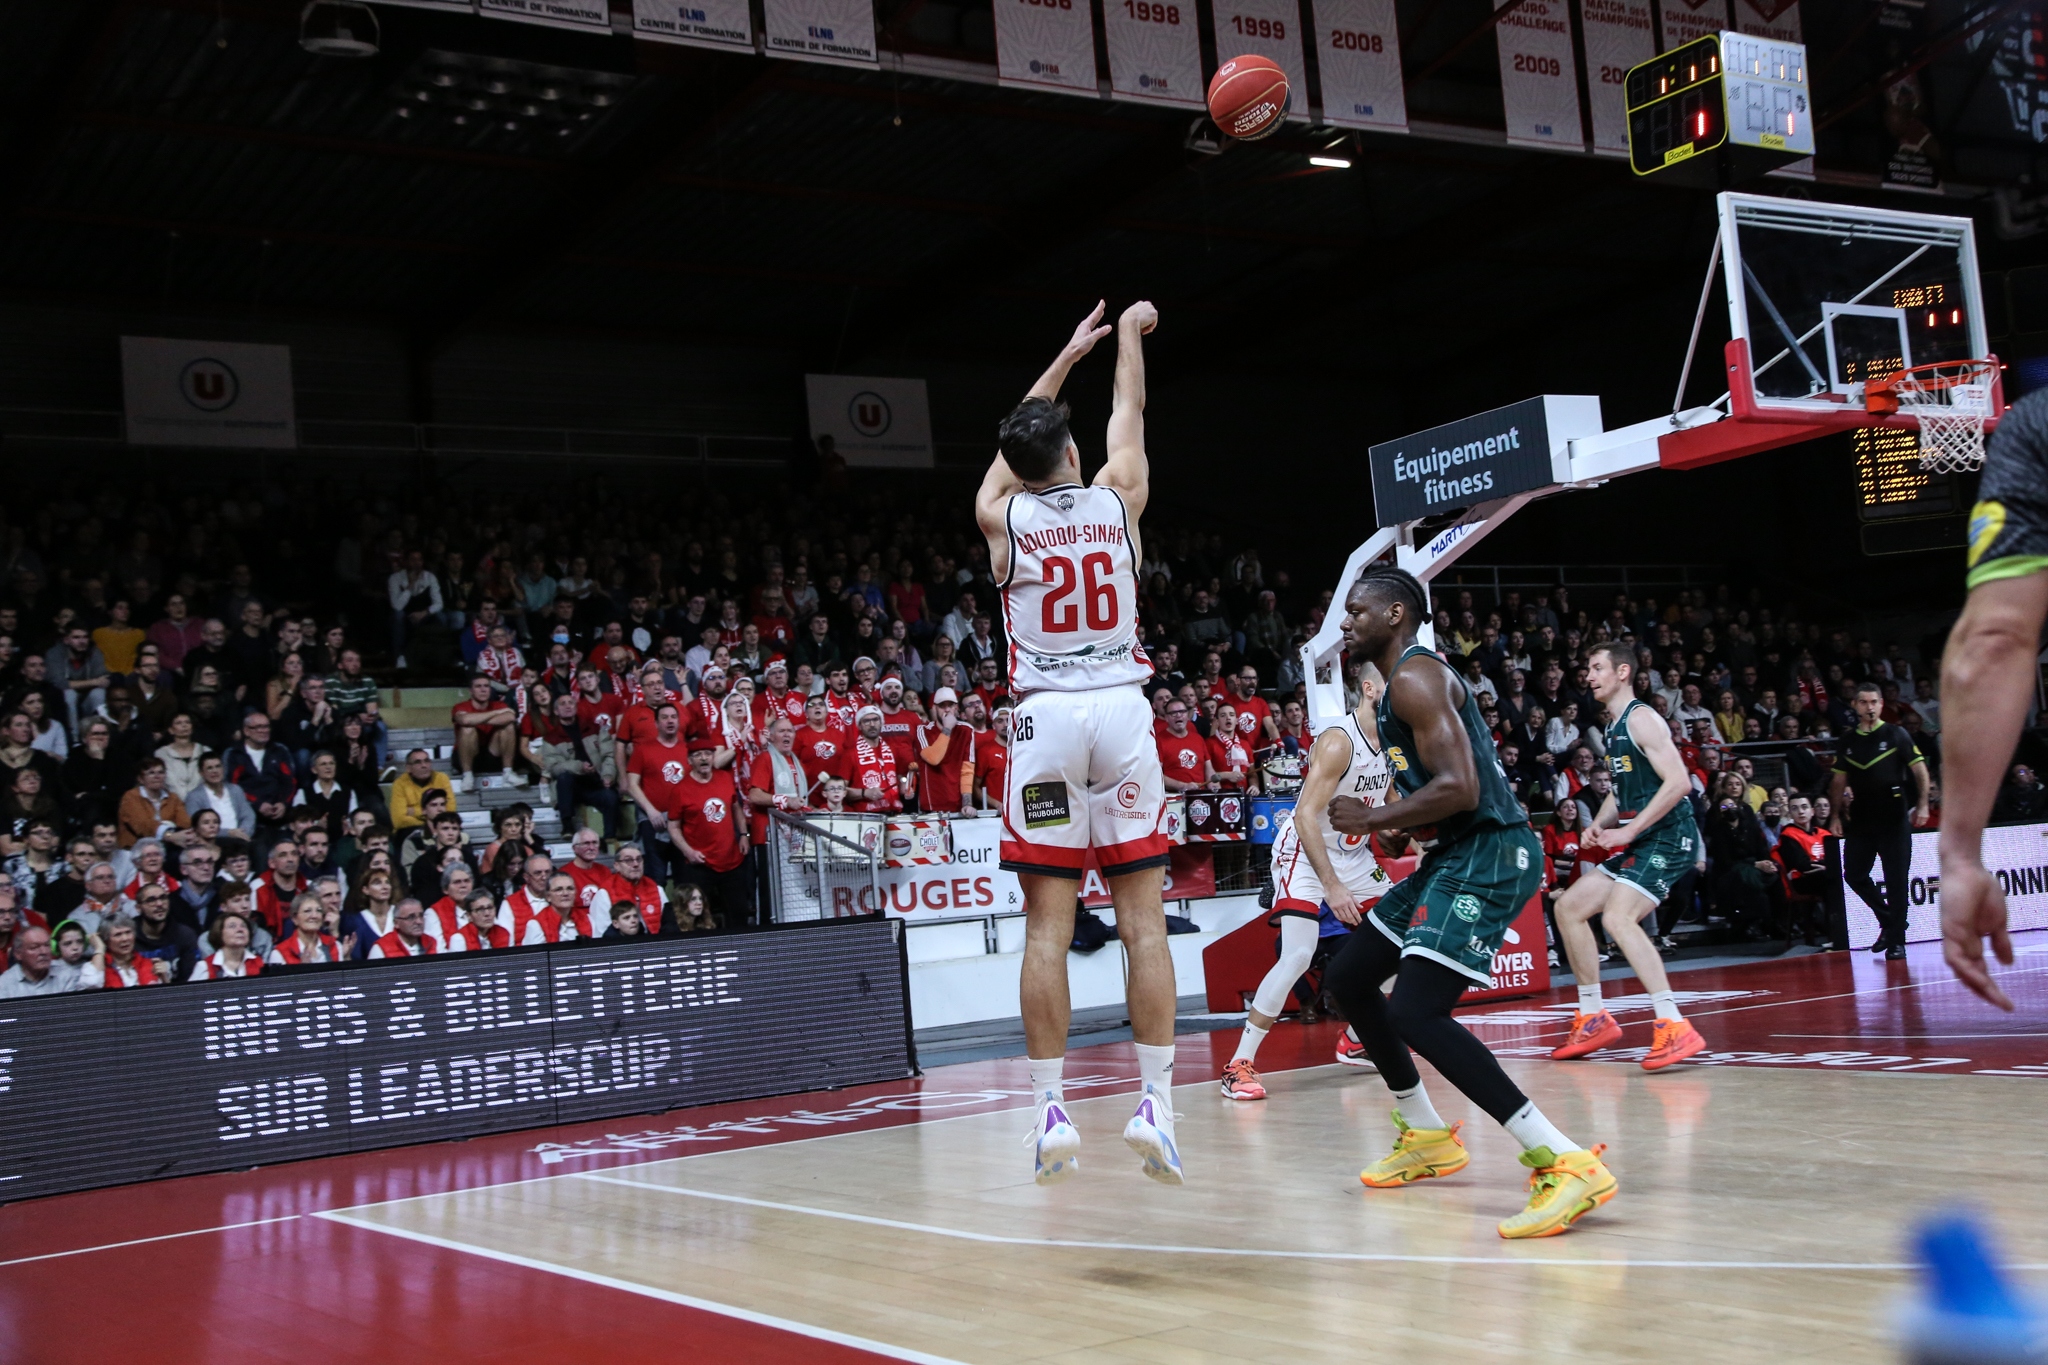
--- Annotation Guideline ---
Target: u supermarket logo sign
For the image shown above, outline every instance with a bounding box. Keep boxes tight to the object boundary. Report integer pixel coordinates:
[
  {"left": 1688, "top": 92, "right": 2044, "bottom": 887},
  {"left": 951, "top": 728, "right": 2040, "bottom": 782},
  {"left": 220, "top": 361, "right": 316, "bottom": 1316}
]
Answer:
[
  {"left": 180, "top": 358, "right": 239, "bottom": 412},
  {"left": 849, "top": 391, "right": 891, "bottom": 436}
]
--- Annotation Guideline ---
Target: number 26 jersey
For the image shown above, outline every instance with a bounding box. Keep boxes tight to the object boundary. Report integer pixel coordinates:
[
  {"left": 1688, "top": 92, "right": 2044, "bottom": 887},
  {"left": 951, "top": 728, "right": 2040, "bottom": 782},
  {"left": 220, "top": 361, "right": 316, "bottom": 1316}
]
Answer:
[{"left": 998, "top": 483, "right": 1153, "bottom": 697}]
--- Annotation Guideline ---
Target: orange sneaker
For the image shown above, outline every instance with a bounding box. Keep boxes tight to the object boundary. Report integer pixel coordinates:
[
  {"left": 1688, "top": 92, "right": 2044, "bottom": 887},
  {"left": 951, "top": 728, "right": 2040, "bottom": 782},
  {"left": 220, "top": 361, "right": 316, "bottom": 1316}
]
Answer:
[
  {"left": 1641, "top": 1017, "right": 1706, "bottom": 1071},
  {"left": 1550, "top": 1008, "right": 1623, "bottom": 1060},
  {"left": 1334, "top": 1032, "right": 1375, "bottom": 1069},
  {"left": 1219, "top": 1059, "right": 1267, "bottom": 1101}
]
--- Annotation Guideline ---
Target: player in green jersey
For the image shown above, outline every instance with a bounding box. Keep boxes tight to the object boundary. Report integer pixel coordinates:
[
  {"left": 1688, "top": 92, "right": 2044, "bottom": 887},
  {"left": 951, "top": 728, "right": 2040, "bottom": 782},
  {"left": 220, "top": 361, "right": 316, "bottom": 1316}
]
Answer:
[
  {"left": 1323, "top": 564, "right": 1617, "bottom": 1240},
  {"left": 1549, "top": 641, "right": 1709, "bottom": 1071}
]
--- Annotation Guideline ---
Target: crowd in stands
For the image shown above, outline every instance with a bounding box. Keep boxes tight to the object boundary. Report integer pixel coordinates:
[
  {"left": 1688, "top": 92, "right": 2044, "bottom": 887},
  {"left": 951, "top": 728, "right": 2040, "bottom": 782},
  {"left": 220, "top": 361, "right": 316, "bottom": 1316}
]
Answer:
[{"left": 0, "top": 471, "right": 2030, "bottom": 996}]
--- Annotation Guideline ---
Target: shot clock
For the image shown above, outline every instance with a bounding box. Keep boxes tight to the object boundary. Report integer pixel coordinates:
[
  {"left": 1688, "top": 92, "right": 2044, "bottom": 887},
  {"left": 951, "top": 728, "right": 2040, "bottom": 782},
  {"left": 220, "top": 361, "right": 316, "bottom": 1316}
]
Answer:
[{"left": 1626, "top": 33, "right": 1812, "bottom": 186}]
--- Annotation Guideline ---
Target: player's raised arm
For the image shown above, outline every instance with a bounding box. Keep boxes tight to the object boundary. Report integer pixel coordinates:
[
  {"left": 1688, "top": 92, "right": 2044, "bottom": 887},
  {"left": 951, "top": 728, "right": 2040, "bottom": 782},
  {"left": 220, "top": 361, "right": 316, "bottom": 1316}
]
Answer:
[
  {"left": 1096, "top": 300, "right": 1156, "bottom": 519},
  {"left": 976, "top": 302, "right": 1112, "bottom": 545},
  {"left": 1585, "top": 705, "right": 1690, "bottom": 852}
]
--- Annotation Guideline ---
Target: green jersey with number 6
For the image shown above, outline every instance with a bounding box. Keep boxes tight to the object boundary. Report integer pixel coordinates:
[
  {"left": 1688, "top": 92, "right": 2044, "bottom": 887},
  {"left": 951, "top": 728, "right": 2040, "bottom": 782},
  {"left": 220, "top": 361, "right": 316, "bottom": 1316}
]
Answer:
[
  {"left": 1375, "top": 645, "right": 1528, "bottom": 846},
  {"left": 1604, "top": 698, "right": 1695, "bottom": 839}
]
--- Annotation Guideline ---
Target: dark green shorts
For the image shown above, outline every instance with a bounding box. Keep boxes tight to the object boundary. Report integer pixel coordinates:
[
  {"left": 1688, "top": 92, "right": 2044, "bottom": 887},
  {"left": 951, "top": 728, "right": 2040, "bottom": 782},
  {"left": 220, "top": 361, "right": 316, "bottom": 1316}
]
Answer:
[
  {"left": 1368, "top": 824, "right": 1543, "bottom": 985},
  {"left": 1593, "top": 818, "right": 1698, "bottom": 908}
]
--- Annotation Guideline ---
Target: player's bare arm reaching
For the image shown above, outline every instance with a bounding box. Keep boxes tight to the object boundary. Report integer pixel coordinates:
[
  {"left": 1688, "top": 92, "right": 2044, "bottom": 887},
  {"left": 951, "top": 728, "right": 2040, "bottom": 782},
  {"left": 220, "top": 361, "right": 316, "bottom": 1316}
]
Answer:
[
  {"left": 975, "top": 302, "right": 1114, "bottom": 582},
  {"left": 1328, "top": 664, "right": 1475, "bottom": 837},
  {"left": 1293, "top": 729, "right": 1365, "bottom": 924},
  {"left": 1096, "top": 301, "right": 1156, "bottom": 523},
  {"left": 1582, "top": 707, "right": 1690, "bottom": 854}
]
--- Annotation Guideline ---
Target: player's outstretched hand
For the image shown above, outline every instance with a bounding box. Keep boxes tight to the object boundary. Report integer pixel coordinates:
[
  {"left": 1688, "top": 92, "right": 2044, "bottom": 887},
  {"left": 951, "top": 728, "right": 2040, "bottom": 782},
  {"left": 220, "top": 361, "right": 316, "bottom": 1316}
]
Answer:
[
  {"left": 1941, "top": 858, "right": 2015, "bottom": 1011},
  {"left": 1065, "top": 301, "right": 1112, "bottom": 358},
  {"left": 1121, "top": 300, "right": 1158, "bottom": 334},
  {"left": 1327, "top": 795, "right": 1371, "bottom": 837}
]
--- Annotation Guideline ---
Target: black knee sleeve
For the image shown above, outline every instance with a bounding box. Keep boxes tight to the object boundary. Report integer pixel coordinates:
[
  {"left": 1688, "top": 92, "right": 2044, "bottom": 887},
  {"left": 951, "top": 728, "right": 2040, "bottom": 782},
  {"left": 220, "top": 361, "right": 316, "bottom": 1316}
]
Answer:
[
  {"left": 1322, "top": 928, "right": 1418, "bottom": 1091},
  {"left": 1386, "top": 958, "right": 1530, "bottom": 1126}
]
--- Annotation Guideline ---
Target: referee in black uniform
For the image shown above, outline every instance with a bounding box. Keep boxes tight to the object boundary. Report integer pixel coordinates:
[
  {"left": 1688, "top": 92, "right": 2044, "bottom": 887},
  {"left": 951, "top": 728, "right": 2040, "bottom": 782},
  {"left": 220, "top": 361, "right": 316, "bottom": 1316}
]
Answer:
[{"left": 1828, "top": 681, "right": 1931, "bottom": 960}]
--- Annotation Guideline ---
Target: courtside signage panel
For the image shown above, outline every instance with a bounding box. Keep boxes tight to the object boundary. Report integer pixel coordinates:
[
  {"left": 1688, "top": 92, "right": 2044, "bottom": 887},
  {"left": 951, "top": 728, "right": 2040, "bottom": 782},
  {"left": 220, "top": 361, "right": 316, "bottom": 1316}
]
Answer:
[
  {"left": 0, "top": 922, "right": 912, "bottom": 1203},
  {"left": 1846, "top": 822, "right": 2048, "bottom": 948},
  {"left": 805, "top": 374, "right": 935, "bottom": 467},
  {"left": 1369, "top": 395, "right": 1598, "bottom": 526},
  {"left": 993, "top": 0, "right": 1101, "bottom": 95},
  {"left": 121, "top": 337, "right": 297, "bottom": 449}
]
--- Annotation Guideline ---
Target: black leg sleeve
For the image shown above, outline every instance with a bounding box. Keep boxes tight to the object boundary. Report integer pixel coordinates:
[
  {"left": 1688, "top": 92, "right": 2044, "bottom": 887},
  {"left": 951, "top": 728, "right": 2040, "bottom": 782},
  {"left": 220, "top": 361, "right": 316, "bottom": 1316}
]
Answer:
[
  {"left": 1387, "top": 957, "right": 1532, "bottom": 1126},
  {"left": 1321, "top": 926, "right": 1417, "bottom": 1091}
]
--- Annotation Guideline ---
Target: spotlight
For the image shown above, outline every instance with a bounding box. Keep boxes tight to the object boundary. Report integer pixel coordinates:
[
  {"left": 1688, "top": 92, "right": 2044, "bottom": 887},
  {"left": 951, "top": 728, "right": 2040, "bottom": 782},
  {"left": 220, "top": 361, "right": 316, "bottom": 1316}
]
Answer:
[
  {"left": 299, "top": 1, "right": 379, "bottom": 58},
  {"left": 1309, "top": 155, "right": 1352, "bottom": 168}
]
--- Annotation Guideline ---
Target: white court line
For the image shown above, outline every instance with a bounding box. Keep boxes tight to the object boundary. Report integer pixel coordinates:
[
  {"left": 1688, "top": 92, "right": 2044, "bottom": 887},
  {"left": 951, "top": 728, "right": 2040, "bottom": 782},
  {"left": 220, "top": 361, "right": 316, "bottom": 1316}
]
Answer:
[
  {"left": 0, "top": 1215, "right": 303, "bottom": 1270},
  {"left": 315, "top": 1210, "right": 969, "bottom": 1365},
  {"left": 576, "top": 1173, "right": 2048, "bottom": 1273}
]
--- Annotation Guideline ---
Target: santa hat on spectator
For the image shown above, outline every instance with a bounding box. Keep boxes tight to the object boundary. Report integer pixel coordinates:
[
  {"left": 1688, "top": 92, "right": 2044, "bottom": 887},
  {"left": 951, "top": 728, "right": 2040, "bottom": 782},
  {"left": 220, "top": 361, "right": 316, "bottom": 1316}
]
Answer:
[
  {"left": 852, "top": 656, "right": 877, "bottom": 673},
  {"left": 855, "top": 704, "right": 883, "bottom": 724},
  {"left": 765, "top": 659, "right": 788, "bottom": 677},
  {"left": 701, "top": 665, "right": 726, "bottom": 683},
  {"left": 878, "top": 675, "right": 904, "bottom": 697}
]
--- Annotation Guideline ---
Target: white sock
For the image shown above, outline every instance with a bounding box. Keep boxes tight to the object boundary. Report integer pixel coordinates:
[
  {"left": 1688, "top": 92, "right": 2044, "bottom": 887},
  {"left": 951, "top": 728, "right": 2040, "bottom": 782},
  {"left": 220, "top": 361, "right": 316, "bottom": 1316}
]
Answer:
[
  {"left": 1134, "top": 1042, "right": 1176, "bottom": 1105},
  {"left": 1650, "top": 989, "right": 1682, "bottom": 1022},
  {"left": 1504, "top": 1100, "right": 1584, "bottom": 1156},
  {"left": 1232, "top": 1021, "right": 1269, "bottom": 1065},
  {"left": 1028, "top": 1056, "right": 1064, "bottom": 1107},
  {"left": 1576, "top": 982, "right": 1602, "bottom": 1013},
  {"left": 1391, "top": 1080, "right": 1445, "bottom": 1130}
]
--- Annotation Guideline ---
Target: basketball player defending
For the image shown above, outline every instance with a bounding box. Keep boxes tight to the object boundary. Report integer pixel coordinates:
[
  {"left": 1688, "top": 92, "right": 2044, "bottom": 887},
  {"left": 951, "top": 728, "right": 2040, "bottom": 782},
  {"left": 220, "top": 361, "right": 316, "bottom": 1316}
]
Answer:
[
  {"left": 1324, "top": 566, "right": 1616, "bottom": 1238},
  {"left": 977, "top": 301, "right": 1182, "bottom": 1186},
  {"left": 1549, "top": 642, "right": 1708, "bottom": 1070},
  {"left": 1221, "top": 662, "right": 1394, "bottom": 1101}
]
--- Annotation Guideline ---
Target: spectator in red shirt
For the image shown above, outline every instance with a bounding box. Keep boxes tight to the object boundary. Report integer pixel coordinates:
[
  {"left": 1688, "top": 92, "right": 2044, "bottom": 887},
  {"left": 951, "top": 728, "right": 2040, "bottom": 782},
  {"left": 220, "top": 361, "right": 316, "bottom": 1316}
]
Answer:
[
  {"left": 624, "top": 700, "right": 694, "bottom": 882},
  {"left": 266, "top": 892, "right": 343, "bottom": 966},
  {"left": 874, "top": 676, "right": 919, "bottom": 772},
  {"left": 452, "top": 675, "right": 521, "bottom": 794},
  {"left": 968, "top": 657, "right": 1005, "bottom": 716},
  {"left": 1206, "top": 703, "right": 1254, "bottom": 790},
  {"left": 885, "top": 560, "right": 927, "bottom": 633},
  {"left": 253, "top": 838, "right": 306, "bottom": 939},
  {"left": 850, "top": 656, "right": 881, "bottom": 706},
  {"left": 690, "top": 665, "right": 730, "bottom": 742},
  {"left": 975, "top": 702, "right": 1011, "bottom": 812},
  {"left": 521, "top": 872, "right": 589, "bottom": 944},
  {"left": 423, "top": 863, "right": 474, "bottom": 950},
  {"left": 563, "top": 827, "right": 620, "bottom": 921},
  {"left": 608, "top": 843, "right": 670, "bottom": 935},
  {"left": 916, "top": 687, "right": 976, "bottom": 814},
  {"left": 615, "top": 660, "right": 680, "bottom": 768},
  {"left": 752, "top": 590, "right": 795, "bottom": 649},
  {"left": 367, "top": 897, "right": 436, "bottom": 958},
  {"left": 846, "top": 706, "right": 908, "bottom": 813},
  {"left": 746, "top": 715, "right": 809, "bottom": 845},
  {"left": 669, "top": 741, "right": 753, "bottom": 928},
  {"left": 1274, "top": 698, "right": 1312, "bottom": 756},
  {"left": 792, "top": 692, "right": 848, "bottom": 796},
  {"left": 753, "top": 659, "right": 805, "bottom": 731},
  {"left": 448, "top": 890, "right": 510, "bottom": 952},
  {"left": 822, "top": 665, "right": 858, "bottom": 730},
  {"left": 1156, "top": 699, "right": 1206, "bottom": 793},
  {"left": 1226, "top": 665, "right": 1277, "bottom": 747},
  {"left": 715, "top": 691, "right": 761, "bottom": 773}
]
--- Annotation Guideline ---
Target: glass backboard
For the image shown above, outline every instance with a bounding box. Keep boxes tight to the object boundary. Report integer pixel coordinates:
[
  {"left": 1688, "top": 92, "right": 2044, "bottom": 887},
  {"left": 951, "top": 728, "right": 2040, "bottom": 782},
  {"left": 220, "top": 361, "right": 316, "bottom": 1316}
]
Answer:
[{"left": 1721, "top": 193, "right": 1989, "bottom": 412}]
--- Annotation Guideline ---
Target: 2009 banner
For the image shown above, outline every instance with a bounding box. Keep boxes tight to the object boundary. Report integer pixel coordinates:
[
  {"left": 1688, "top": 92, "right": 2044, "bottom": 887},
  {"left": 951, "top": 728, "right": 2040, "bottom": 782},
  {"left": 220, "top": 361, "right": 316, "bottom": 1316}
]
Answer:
[
  {"left": 993, "top": 0, "right": 1100, "bottom": 95},
  {"left": 1313, "top": 0, "right": 1407, "bottom": 132},
  {"left": 0, "top": 921, "right": 911, "bottom": 1204},
  {"left": 1494, "top": 0, "right": 1583, "bottom": 148},
  {"left": 1103, "top": 0, "right": 1204, "bottom": 107}
]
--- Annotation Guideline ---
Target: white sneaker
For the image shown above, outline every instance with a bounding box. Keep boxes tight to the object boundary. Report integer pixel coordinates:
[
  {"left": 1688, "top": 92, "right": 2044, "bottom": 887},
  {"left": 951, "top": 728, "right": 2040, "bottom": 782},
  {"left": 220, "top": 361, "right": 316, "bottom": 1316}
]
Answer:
[
  {"left": 1024, "top": 1099, "right": 1080, "bottom": 1185},
  {"left": 1122, "top": 1087, "right": 1184, "bottom": 1186},
  {"left": 510, "top": 771, "right": 529, "bottom": 788},
  {"left": 457, "top": 771, "right": 474, "bottom": 793}
]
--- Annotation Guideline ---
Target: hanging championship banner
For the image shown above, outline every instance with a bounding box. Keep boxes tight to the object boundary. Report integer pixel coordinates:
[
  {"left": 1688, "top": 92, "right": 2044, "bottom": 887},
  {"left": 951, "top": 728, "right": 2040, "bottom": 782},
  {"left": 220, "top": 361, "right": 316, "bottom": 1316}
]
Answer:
[
  {"left": 1494, "top": 0, "right": 1583, "bottom": 148},
  {"left": 633, "top": 0, "right": 756, "bottom": 50},
  {"left": 1211, "top": 0, "right": 1308, "bottom": 121},
  {"left": 1732, "top": 0, "right": 1799, "bottom": 42},
  {"left": 1312, "top": 0, "right": 1407, "bottom": 131},
  {"left": 1581, "top": 0, "right": 1655, "bottom": 154},
  {"left": 478, "top": 0, "right": 613, "bottom": 31},
  {"left": 763, "top": 0, "right": 879, "bottom": 65},
  {"left": 1658, "top": 0, "right": 1729, "bottom": 49},
  {"left": 1103, "top": 0, "right": 1204, "bottom": 107},
  {"left": 993, "top": 0, "right": 1101, "bottom": 95}
]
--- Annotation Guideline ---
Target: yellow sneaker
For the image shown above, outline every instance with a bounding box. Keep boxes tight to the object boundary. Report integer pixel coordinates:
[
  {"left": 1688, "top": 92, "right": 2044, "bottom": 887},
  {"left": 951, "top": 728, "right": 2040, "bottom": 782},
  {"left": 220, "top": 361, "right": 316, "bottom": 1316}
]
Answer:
[
  {"left": 1359, "top": 1111, "right": 1469, "bottom": 1188},
  {"left": 1497, "top": 1144, "right": 1617, "bottom": 1239}
]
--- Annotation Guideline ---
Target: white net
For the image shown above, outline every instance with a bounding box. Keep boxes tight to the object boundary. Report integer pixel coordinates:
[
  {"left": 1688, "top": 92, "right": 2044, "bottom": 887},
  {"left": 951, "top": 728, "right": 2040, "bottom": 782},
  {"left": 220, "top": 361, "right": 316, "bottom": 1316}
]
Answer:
[{"left": 1887, "top": 365, "right": 1995, "bottom": 474}]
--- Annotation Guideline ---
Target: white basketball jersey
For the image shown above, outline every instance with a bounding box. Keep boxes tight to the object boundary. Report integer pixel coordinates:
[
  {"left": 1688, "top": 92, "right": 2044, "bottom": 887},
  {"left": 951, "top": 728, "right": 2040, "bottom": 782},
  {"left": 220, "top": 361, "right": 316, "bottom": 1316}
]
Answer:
[
  {"left": 999, "top": 483, "right": 1151, "bottom": 696},
  {"left": 1293, "top": 713, "right": 1393, "bottom": 889}
]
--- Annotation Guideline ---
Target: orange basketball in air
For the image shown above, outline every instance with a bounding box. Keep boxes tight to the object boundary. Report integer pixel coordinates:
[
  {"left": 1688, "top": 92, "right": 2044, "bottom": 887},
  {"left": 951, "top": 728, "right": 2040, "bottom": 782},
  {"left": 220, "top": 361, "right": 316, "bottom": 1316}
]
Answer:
[{"left": 1207, "top": 54, "right": 1290, "bottom": 141}]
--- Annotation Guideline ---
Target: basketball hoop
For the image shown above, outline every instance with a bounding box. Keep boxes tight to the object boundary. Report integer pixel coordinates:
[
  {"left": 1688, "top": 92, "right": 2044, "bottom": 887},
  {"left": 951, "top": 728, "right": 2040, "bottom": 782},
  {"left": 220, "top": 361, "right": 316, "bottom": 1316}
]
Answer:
[{"left": 1864, "top": 359, "right": 2000, "bottom": 474}]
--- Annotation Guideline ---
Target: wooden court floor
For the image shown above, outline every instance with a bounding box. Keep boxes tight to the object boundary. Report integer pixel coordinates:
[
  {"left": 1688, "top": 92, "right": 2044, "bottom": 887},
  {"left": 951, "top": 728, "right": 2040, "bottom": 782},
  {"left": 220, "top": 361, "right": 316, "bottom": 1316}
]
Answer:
[{"left": 5, "top": 935, "right": 2047, "bottom": 1364}]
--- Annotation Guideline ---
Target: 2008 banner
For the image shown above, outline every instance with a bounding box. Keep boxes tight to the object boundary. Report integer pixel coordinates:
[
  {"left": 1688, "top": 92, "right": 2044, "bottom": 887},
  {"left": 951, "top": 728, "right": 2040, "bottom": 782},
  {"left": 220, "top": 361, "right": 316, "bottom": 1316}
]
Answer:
[{"left": 0, "top": 920, "right": 912, "bottom": 1203}]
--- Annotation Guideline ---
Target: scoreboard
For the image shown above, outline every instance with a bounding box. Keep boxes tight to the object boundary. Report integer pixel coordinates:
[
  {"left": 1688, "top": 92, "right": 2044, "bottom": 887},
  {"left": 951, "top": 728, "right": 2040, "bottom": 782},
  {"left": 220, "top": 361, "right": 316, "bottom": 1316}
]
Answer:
[{"left": 1626, "top": 33, "right": 1813, "bottom": 183}]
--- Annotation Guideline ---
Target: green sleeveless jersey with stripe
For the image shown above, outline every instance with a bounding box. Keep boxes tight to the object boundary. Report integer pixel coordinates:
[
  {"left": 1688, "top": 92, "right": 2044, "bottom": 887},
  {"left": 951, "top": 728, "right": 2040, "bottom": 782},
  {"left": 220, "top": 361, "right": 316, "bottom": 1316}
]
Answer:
[
  {"left": 1375, "top": 644, "right": 1528, "bottom": 844},
  {"left": 1605, "top": 698, "right": 1695, "bottom": 837}
]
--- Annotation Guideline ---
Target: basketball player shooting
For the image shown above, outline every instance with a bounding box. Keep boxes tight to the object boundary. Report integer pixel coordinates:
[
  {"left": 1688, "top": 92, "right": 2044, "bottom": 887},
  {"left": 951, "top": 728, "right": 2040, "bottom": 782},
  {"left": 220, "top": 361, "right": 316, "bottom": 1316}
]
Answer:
[
  {"left": 976, "top": 300, "right": 1183, "bottom": 1186},
  {"left": 1323, "top": 566, "right": 1617, "bottom": 1238}
]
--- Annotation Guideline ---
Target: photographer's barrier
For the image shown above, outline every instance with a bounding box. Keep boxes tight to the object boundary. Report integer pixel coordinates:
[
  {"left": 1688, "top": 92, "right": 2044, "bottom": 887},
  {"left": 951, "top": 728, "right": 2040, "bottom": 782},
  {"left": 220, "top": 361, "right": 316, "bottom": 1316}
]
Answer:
[
  {"left": 1845, "top": 820, "right": 2048, "bottom": 946},
  {"left": 0, "top": 918, "right": 913, "bottom": 1204}
]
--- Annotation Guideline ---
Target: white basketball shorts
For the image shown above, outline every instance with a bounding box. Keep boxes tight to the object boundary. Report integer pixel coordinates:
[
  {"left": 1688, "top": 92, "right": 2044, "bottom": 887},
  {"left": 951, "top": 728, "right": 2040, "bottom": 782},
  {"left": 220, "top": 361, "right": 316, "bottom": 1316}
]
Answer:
[
  {"left": 1268, "top": 817, "right": 1391, "bottom": 918},
  {"left": 1000, "top": 684, "right": 1169, "bottom": 879}
]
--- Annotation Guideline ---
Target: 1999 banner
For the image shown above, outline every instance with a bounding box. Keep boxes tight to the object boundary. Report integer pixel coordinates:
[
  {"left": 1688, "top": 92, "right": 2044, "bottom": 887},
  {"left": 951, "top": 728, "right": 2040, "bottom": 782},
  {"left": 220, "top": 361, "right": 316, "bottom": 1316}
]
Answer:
[{"left": 0, "top": 919, "right": 913, "bottom": 1202}]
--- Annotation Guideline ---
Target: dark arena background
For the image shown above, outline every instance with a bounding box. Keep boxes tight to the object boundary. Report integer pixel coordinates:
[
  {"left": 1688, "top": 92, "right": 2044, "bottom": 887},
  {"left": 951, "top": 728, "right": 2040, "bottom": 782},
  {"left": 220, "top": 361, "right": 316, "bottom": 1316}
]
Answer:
[{"left": 3, "top": 2, "right": 2048, "bottom": 1362}]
